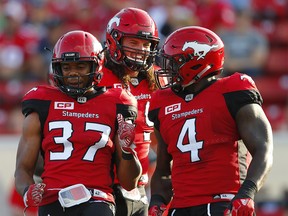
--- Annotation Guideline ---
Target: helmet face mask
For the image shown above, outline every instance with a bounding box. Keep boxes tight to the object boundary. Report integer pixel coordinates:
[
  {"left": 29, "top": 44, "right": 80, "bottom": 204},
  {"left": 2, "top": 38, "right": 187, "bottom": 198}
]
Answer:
[
  {"left": 155, "top": 26, "right": 225, "bottom": 90},
  {"left": 155, "top": 55, "right": 184, "bottom": 89},
  {"left": 121, "top": 39, "right": 151, "bottom": 71},
  {"left": 53, "top": 60, "right": 96, "bottom": 97},
  {"left": 106, "top": 7, "right": 159, "bottom": 71},
  {"left": 51, "top": 31, "right": 103, "bottom": 98}
]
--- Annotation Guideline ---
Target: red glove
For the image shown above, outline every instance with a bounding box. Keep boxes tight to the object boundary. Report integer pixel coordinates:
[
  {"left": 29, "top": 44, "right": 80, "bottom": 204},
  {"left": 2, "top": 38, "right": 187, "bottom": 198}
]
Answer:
[
  {"left": 23, "top": 183, "right": 46, "bottom": 207},
  {"left": 117, "top": 113, "right": 135, "bottom": 153},
  {"left": 224, "top": 198, "right": 255, "bottom": 216},
  {"left": 148, "top": 204, "right": 167, "bottom": 216}
]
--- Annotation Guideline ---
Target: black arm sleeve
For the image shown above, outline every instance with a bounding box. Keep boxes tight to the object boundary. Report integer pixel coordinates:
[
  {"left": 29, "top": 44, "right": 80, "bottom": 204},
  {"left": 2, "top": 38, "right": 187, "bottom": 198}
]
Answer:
[
  {"left": 148, "top": 108, "right": 160, "bottom": 131},
  {"left": 22, "top": 99, "right": 51, "bottom": 133},
  {"left": 224, "top": 89, "right": 263, "bottom": 120}
]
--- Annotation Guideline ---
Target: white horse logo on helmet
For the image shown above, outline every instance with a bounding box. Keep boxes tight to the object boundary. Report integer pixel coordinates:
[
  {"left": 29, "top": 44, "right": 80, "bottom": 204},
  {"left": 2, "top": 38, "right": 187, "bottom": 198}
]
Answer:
[
  {"left": 107, "top": 16, "right": 120, "bottom": 32},
  {"left": 182, "top": 41, "right": 218, "bottom": 60}
]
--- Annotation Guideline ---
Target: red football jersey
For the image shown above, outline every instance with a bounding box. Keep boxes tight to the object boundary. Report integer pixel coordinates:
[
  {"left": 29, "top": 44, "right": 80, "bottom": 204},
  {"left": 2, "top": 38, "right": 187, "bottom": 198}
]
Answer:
[
  {"left": 22, "top": 85, "right": 137, "bottom": 206},
  {"left": 148, "top": 73, "right": 262, "bottom": 208},
  {"left": 99, "top": 67, "right": 123, "bottom": 89},
  {"left": 99, "top": 67, "right": 155, "bottom": 183}
]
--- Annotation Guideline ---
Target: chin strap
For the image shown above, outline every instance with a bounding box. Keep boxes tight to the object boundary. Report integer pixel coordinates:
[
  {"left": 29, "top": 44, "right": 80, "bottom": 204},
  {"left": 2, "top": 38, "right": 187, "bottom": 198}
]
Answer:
[{"left": 182, "top": 65, "right": 212, "bottom": 88}]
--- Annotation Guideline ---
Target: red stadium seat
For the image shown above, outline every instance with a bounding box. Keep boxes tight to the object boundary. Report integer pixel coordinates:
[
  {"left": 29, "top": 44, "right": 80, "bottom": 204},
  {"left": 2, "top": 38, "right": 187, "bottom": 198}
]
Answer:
[
  {"left": 252, "top": 0, "right": 288, "bottom": 19},
  {"left": 0, "top": 81, "right": 44, "bottom": 109},
  {"left": 265, "top": 48, "right": 288, "bottom": 76},
  {"left": 262, "top": 104, "right": 287, "bottom": 131},
  {"left": 253, "top": 19, "right": 288, "bottom": 46},
  {"left": 0, "top": 109, "right": 9, "bottom": 133},
  {"left": 254, "top": 75, "right": 288, "bottom": 104},
  {"left": 272, "top": 20, "right": 288, "bottom": 45}
]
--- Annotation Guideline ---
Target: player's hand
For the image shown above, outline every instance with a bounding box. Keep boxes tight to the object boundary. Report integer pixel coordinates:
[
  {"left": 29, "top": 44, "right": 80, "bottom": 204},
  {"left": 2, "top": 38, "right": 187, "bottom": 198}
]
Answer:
[
  {"left": 23, "top": 183, "right": 46, "bottom": 207},
  {"left": 224, "top": 198, "right": 255, "bottom": 216},
  {"left": 117, "top": 113, "right": 135, "bottom": 153},
  {"left": 148, "top": 204, "right": 167, "bottom": 216}
]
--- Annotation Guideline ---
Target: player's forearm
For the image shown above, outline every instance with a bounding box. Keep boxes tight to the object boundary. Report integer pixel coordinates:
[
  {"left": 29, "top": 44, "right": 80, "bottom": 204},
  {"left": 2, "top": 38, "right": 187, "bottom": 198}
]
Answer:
[
  {"left": 245, "top": 144, "right": 273, "bottom": 190},
  {"left": 15, "top": 169, "right": 35, "bottom": 196},
  {"left": 114, "top": 130, "right": 142, "bottom": 190},
  {"left": 117, "top": 153, "right": 142, "bottom": 190},
  {"left": 150, "top": 169, "right": 173, "bottom": 204}
]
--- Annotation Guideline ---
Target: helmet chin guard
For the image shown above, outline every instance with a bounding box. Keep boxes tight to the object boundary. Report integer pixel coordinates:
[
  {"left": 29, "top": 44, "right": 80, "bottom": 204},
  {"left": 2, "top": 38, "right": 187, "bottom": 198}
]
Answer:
[{"left": 182, "top": 65, "right": 212, "bottom": 88}]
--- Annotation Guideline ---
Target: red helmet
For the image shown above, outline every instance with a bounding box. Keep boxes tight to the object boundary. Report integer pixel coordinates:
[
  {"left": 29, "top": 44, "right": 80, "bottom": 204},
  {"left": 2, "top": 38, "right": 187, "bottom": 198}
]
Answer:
[
  {"left": 106, "top": 7, "right": 159, "bottom": 71},
  {"left": 52, "top": 30, "right": 103, "bottom": 97},
  {"left": 155, "top": 26, "right": 224, "bottom": 90}
]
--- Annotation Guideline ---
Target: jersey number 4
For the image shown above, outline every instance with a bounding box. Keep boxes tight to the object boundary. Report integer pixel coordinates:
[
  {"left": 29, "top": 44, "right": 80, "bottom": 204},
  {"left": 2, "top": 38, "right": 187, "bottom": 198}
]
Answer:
[{"left": 177, "top": 118, "right": 203, "bottom": 163}]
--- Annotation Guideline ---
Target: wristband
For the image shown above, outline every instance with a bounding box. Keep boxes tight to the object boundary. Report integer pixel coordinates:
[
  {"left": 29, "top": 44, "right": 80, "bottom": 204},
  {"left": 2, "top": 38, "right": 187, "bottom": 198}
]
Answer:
[
  {"left": 236, "top": 180, "right": 258, "bottom": 200},
  {"left": 122, "top": 151, "right": 134, "bottom": 160},
  {"left": 23, "top": 185, "right": 29, "bottom": 196}
]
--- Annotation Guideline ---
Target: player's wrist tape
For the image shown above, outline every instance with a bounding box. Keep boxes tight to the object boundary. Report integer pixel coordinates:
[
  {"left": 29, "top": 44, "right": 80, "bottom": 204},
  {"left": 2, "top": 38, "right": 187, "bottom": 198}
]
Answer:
[
  {"left": 236, "top": 180, "right": 258, "bottom": 200},
  {"left": 122, "top": 150, "right": 134, "bottom": 160},
  {"left": 23, "top": 185, "right": 29, "bottom": 196},
  {"left": 149, "top": 194, "right": 167, "bottom": 207}
]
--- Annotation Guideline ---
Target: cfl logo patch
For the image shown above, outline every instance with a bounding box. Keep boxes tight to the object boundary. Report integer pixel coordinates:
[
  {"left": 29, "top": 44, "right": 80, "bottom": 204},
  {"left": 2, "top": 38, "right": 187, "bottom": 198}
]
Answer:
[
  {"left": 165, "top": 103, "right": 181, "bottom": 115},
  {"left": 54, "top": 102, "right": 74, "bottom": 110}
]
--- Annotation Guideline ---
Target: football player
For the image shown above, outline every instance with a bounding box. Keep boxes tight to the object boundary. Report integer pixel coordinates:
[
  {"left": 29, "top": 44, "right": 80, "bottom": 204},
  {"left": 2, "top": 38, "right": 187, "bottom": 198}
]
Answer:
[
  {"left": 98, "top": 7, "right": 160, "bottom": 216},
  {"left": 148, "top": 26, "right": 273, "bottom": 216},
  {"left": 14, "top": 30, "right": 141, "bottom": 216}
]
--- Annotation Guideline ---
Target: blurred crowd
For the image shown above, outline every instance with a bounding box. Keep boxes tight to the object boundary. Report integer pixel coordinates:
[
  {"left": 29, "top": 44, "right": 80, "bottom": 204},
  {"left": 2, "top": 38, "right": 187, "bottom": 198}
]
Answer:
[
  {"left": 0, "top": 0, "right": 287, "bottom": 134},
  {"left": 0, "top": 0, "right": 287, "bottom": 215}
]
